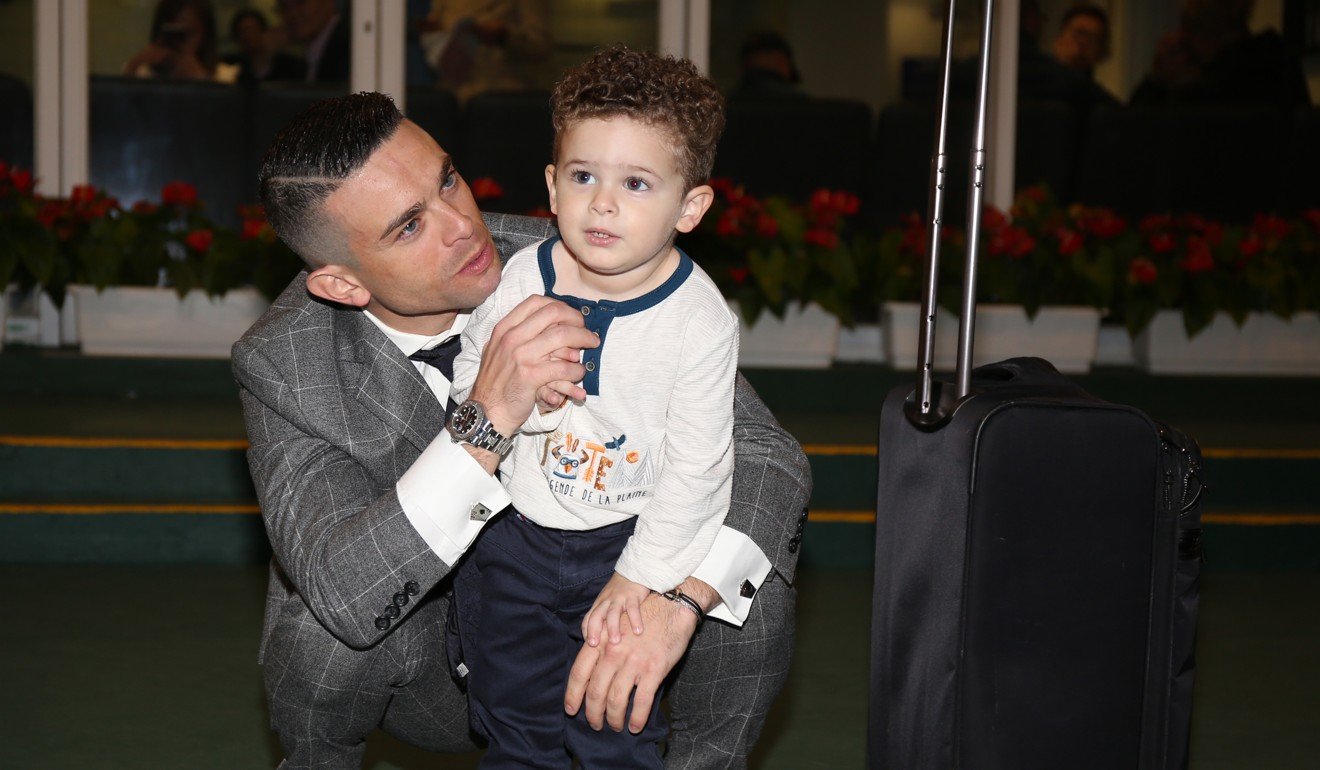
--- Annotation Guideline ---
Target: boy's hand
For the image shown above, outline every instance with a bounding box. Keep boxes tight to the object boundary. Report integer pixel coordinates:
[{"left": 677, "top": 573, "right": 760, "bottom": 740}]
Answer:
[
  {"left": 583, "top": 572, "right": 651, "bottom": 646},
  {"left": 536, "top": 380, "right": 585, "bottom": 413}
]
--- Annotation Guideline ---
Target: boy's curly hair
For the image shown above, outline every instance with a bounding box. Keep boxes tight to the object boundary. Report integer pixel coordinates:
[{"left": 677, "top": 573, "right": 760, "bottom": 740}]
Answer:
[{"left": 551, "top": 45, "right": 725, "bottom": 191}]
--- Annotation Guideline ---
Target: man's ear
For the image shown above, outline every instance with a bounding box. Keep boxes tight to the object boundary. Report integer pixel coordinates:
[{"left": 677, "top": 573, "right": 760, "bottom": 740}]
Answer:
[
  {"left": 544, "top": 164, "right": 559, "bottom": 215},
  {"left": 306, "top": 264, "right": 371, "bottom": 308},
  {"left": 674, "top": 184, "right": 715, "bottom": 234}
]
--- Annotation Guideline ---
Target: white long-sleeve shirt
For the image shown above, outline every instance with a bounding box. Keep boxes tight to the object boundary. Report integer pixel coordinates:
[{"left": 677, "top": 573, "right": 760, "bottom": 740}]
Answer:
[{"left": 454, "top": 237, "right": 738, "bottom": 592}]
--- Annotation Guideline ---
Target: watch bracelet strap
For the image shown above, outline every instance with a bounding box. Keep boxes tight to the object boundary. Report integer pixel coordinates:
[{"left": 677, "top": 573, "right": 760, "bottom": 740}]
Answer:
[{"left": 661, "top": 588, "right": 705, "bottom": 624}]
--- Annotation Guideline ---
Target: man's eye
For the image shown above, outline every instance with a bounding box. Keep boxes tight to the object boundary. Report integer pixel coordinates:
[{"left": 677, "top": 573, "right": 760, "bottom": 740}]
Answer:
[
  {"left": 572, "top": 171, "right": 594, "bottom": 184},
  {"left": 624, "top": 177, "right": 650, "bottom": 192},
  {"left": 442, "top": 171, "right": 458, "bottom": 190},
  {"left": 401, "top": 219, "right": 420, "bottom": 237}
]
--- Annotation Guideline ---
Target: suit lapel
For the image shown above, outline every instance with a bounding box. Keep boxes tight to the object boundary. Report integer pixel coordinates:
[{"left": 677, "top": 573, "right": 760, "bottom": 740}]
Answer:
[{"left": 334, "top": 307, "right": 446, "bottom": 454}]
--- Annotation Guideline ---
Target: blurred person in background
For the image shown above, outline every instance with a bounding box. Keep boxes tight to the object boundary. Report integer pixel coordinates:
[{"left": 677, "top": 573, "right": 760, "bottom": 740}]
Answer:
[
  {"left": 1053, "top": 3, "right": 1111, "bottom": 78},
  {"left": 277, "top": 0, "right": 351, "bottom": 83},
  {"left": 420, "top": 0, "right": 551, "bottom": 102},
  {"left": 730, "top": 32, "right": 805, "bottom": 98},
  {"left": 1131, "top": 0, "right": 1309, "bottom": 109},
  {"left": 124, "top": 0, "right": 237, "bottom": 82},
  {"left": 224, "top": 8, "right": 305, "bottom": 84}
]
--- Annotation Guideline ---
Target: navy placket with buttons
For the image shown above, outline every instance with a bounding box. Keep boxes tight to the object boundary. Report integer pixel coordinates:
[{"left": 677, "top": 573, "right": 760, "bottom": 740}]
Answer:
[{"left": 535, "top": 236, "right": 694, "bottom": 394}]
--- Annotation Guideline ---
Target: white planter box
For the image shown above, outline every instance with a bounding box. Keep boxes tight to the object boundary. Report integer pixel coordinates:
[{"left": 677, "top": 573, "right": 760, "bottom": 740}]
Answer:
[
  {"left": 732, "top": 301, "right": 840, "bottom": 369},
  {"left": 3, "top": 284, "right": 62, "bottom": 347},
  {"left": 883, "top": 302, "right": 1102, "bottom": 374},
  {"left": 1134, "top": 310, "right": 1320, "bottom": 376},
  {"left": 71, "top": 285, "right": 269, "bottom": 358},
  {"left": 834, "top": 322, "right": 887, "bottom": 364}
]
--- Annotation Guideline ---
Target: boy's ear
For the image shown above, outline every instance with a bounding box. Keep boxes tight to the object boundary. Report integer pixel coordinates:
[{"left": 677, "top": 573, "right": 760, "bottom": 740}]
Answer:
[
  {"left": 306, "top": 264, "right": 371, "bottom": 308},
  {"left": 544, "top": 164, "right": 559, "bottom": 215},
  {"left": 674, "top": 184, "right": 715, "bottom": 234}
]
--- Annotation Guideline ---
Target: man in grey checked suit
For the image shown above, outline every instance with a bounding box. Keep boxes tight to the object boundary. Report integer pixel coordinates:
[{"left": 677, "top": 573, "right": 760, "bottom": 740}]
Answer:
[{"left": 233, "top": 92, "right": 811, "bottom": 768}]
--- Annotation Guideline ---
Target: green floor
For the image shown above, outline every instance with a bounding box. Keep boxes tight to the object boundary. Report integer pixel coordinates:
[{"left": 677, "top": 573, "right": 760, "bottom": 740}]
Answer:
[{"left": 0, "top": 566, "right": 1316, "bottom": 768}]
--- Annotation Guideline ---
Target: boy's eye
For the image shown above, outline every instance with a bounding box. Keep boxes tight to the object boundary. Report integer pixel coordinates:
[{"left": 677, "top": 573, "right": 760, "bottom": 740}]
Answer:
[
  {"left": 624, "top": 177, "right": 650, "bottom": 192},
  {"left": 571, "top": 170, "right": 595, "bottom": 184}
]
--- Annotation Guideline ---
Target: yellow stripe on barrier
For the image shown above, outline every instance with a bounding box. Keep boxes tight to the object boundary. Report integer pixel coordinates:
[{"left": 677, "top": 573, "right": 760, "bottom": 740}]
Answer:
[
  {"left": 0, "top": 503, "right": 260, "bottom": 515},
  {"left": 0, "top": 436, "right": 248, "bottom": 450},
  {"left": 1, "top": 436, "right": 1316, "bottom": 459},
  {"left": 806, "top": 510, "right": 1320, "bottom": 526},
  {"left": 800, "top": 444, "right": 1320, "bottom": 460}
]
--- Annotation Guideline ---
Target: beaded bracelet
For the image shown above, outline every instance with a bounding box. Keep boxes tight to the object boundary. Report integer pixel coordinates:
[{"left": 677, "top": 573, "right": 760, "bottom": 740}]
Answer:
[{"left": 661, "top": 588, "right": 705, "bottom": 624}]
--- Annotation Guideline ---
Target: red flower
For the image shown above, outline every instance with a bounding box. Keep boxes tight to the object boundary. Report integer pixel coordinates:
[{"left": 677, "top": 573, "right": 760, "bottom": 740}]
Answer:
[
  {"left": 241, "top": 218, "right": 266, "bottom": 241},
  {"left": 11, "top": 168, "right": 34, "bottom": 193},
  {"left": 1055, "top": 227, "right": 1084, "bottom": 256},
  {"left": 982, "top": 205, "right": 1008, "bottom": 233},
  {"left": 809, "top": 188, "right": 833, "bottom": 214},
  {"left": 989, "top": 225, "right": 1035, "bottom": 258},
  {"left": 803, "top": 227, "right": 839, "bottom": 249},
  {"left": 754, "top": 211, "right": 779, "bottom": 238},
  {"left": 70, "top": 184, "right": 97, "bottom": 205},
  {"left": 1251, "top": 213, "right": 1290, "bottom": 241},
  {"left": 1179, "top": 236, "right": 1214, "bottom": 273},
  {"left": 132, "top": 200, "right": 159, "bottom": 215},
  {"left": 1238, "top": 233, "right": 1261, "bottom": 258},
  {"left": 1128, "top": 258, "right": 1158, "bottom": 285},
  {"left": 709, "top": 177, "right": 735, "bottom": 200},
  {"left": 1077, "top": 207, "right": 1126, "bottom": 239},
  {"left": 86, "top": 200, "right": 111, "bottom": 220},
  {"left": 831, "top": 190, "right": 860, "bottom": 215},
  {"left": 0, "top": 160, "right": 8, "bottom": 179},
  {"left": 469, "top": 177, "right": 504, "bottom": 200},
  {"left": 1139, "top": 213, "right": 1174, "bottom": 234},
  {"left": 185, "top": 229, "right": 213, "bottom": 253},
  {"left": 1148, "top": 232, "right": 1176, "bottom": 255},
  {"left": 715, "top": 210, "right": 743, "bottom": 237},
  {"left": 1202, "top": 222, "right": 1223, "bottom": 247},
  {"left": 728, "top": 267, "right": 749, "bottom": 285},
  {"left": 162, "top": 181, "right": 198, "bottom": 207},
  {"left": 35, "top": 200, "right": 63, "bottom": 229},
  {"left": 1304, "top": 209, "right": 1320, "bottom": 232}
]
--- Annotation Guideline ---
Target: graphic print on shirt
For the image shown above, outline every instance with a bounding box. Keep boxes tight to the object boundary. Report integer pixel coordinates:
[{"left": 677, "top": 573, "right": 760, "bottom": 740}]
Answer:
[{"left": 540, "top": 427, "right": 653, "bottom": 507}]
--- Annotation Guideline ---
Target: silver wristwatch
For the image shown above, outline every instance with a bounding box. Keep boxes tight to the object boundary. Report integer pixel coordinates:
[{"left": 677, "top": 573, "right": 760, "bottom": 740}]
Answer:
[{"left": 446, "top": 399, "right": 514, "bottom": 459}]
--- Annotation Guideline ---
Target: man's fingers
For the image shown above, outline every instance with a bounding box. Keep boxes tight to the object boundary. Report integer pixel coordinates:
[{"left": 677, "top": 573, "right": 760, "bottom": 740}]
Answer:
[
  {"left": 564, "top": 642, "right": 602, "bottom": 716},
  {"left": 605, "top": 670, "right": 639, "bottom": 732},
  {"left": 628, "top": 673, "right": 662, "bottom": 734}
]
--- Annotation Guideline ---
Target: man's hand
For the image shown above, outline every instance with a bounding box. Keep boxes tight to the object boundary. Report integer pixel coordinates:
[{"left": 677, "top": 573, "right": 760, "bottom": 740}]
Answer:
[
  {"left": 565, "top": 578, "right": 719, "bottom": 733},
  {"left": 470, "top": 295, "right": 597, "bottom": 436}
]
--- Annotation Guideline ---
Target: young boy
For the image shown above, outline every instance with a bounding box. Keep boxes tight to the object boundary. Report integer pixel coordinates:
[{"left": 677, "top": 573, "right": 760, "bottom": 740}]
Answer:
[{"left": 449, "top": 45, "right": 736, "bottom": 767}]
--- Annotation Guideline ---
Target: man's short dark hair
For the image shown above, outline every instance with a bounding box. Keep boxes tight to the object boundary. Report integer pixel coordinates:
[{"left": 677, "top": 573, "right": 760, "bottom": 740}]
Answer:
[
  {"left": 550, "top": 45, "right": 725, "bottom": 192},
  {"left": 229, "top": 8, "right": 268, "bottom": 40},
  {"left": 1061, "top": 3, "right": 1109, "bottom": 33},
  {"left": 258, "top": 91, "right": 404, "bottom": 266}
]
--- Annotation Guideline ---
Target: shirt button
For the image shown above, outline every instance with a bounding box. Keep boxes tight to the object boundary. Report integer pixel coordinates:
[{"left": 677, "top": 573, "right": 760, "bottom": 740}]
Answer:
[
  {"left": 585, "top": 361, "right": 596, "bottom": 372},
  {"left": 581, "top": 306, "right": 591, "bottom": 316}
]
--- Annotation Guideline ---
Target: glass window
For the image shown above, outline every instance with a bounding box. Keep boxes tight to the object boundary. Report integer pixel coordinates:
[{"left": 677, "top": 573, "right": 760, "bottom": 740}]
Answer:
[{"left": 0, "top": 0, "right": 35, "bottom": 170}]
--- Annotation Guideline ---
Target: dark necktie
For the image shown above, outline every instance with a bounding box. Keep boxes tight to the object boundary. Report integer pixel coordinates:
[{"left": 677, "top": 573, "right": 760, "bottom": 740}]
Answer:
[{"left": 409, "top": 335, "right": 462, "bottom": 416}]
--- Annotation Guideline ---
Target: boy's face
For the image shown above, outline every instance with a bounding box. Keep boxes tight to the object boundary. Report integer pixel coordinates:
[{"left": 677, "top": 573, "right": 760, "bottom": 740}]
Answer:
[{"left": 546, "top": 117, "right": 712, "bottom": 296}]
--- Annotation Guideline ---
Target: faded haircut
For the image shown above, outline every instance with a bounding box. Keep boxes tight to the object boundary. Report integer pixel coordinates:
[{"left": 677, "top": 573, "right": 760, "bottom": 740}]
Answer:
[
  {"left": 258, "top": 92, "right": 404, "bottom": 267},
  {"left": 551, "top": 45, "right": 725, "bottom": 192}
]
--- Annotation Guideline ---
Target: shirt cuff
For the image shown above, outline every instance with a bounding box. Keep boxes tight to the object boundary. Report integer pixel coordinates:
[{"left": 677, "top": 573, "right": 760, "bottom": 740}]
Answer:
[
  {"left": 690, "top": 526, "right": 773, "bottom": 626},
  {"left": 396, "top": 431, "right": 511, "bottom": 568}
]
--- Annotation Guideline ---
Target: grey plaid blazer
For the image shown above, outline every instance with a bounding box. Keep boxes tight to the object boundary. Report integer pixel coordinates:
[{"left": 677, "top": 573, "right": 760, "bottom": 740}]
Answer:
[{"left": 233, "top": 212, "right": 811, "bottom": 768}]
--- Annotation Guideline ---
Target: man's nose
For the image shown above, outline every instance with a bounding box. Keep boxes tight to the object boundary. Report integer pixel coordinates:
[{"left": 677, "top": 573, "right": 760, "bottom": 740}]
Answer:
[{"left": 436, "top": 201, "right": 474, "bottom": 245}]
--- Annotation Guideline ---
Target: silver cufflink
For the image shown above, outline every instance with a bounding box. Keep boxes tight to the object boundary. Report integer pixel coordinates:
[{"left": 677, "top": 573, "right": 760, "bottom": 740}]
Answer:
[{"left": 470, "top": 503, "right": 491, "bottom": 522}]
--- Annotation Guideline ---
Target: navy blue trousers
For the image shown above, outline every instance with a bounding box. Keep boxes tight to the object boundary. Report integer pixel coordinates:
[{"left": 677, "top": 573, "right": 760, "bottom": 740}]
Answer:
[{"left": 454, "top": 511, "right": 667, "bottom": 769}]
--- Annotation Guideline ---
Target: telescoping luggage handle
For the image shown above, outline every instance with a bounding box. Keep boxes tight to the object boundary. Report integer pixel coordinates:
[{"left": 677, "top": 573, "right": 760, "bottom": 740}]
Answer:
[{"left": 906, "top": 0, "right": 996, "bottom": 430}]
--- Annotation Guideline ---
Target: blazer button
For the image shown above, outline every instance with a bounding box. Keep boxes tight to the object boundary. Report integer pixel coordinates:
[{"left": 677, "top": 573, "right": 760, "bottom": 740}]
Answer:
[
  {"left": 405, "top": 581, "right": 420, "bottom": 596},
  {"left": 384, "top": 604, "right": 401, "bottom": 619},
  {"left": 375, "top": 616, "right": 391, "bottom": 631},
  {"left": 393, "top": 592, "right": 409, "bottom": 607}
]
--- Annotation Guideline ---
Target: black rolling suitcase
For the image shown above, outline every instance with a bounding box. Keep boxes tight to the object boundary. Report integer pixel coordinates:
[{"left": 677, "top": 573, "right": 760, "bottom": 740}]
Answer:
[{"left": 866, "top": 3, "right": 1205, "bottom": 768}]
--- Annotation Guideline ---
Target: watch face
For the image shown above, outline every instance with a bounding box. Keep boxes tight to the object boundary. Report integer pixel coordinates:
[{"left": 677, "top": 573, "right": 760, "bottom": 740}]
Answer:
[{"left": 450, "top": 401, "right": 482, "bottom": 436}]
